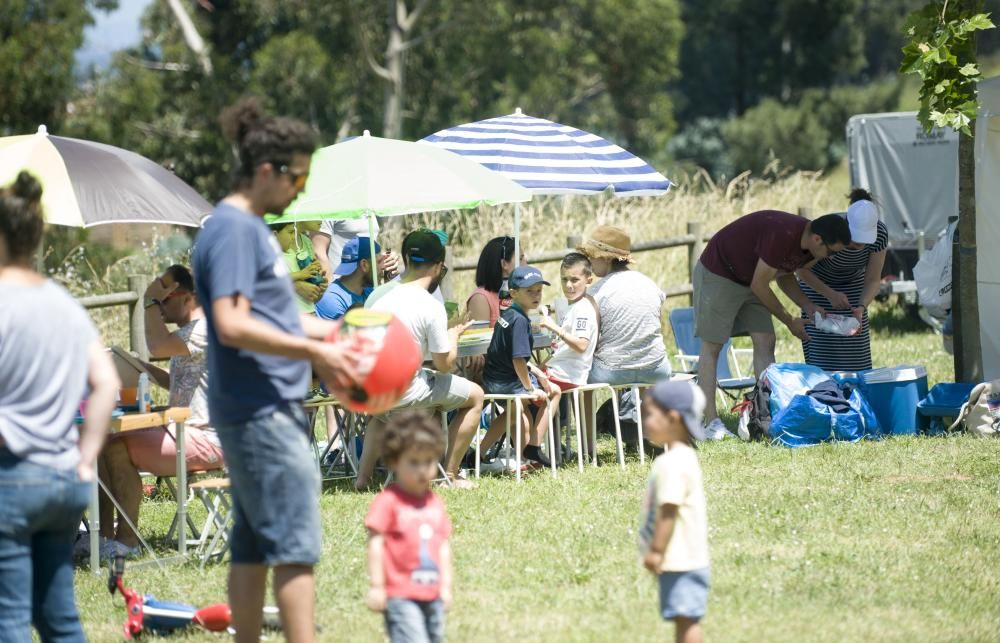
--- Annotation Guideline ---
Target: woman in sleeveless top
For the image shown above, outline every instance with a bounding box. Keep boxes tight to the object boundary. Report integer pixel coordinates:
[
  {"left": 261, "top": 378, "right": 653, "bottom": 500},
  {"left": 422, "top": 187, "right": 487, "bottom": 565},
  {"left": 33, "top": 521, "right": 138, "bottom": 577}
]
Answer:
[
  {"left": 463, "top": 236, "right": 525, "bottom": 383},
  {"left": 797, "top": 189, "right": 888, "bottom": 371}
]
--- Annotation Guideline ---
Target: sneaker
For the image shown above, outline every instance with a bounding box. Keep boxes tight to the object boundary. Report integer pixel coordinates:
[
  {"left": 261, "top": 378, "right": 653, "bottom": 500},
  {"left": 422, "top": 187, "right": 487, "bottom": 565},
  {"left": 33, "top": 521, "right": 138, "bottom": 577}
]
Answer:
[
  {"left": 704, "top": 418, "right": 736, "bottom": 441},
  {"left": 522, "top": 446, "right": 552, "bottom": 469}
]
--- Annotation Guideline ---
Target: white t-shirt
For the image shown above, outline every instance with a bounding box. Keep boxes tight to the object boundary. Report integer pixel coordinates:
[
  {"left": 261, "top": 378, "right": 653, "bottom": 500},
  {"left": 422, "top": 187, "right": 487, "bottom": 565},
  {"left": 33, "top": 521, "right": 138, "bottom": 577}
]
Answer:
[
  {"left": 638, "top": 444, "right": 709, "bottom": 572},
  {"left": 391, "top": 273, "right": 444, "bottom": 304},
  {"left": 546, "top": 296, "right": 598, "bottom": 385},
  {"left": 168, "top": 317, "right": 212, "bottom": 435},
  {"left": 367, "top": 281, "right": 449, "bottom": 362},
  {"left": 589, "top": 270, "right": 666, "bottom": 370},
  {"left": 319, "top": 218, "right": 380, "bottom": 274}
]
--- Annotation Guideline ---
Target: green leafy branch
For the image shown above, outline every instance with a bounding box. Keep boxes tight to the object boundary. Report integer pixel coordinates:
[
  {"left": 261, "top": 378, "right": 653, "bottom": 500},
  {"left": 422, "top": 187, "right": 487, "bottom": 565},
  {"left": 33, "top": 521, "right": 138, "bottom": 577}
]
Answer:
[{"left": 901, "top": 1, "right": 994, "bottom": 135}]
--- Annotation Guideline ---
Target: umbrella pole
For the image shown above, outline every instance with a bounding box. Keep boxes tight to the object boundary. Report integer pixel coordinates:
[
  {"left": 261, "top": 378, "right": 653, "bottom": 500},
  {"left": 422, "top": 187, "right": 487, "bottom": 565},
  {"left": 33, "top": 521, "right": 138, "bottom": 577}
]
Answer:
[
  {"left": 367, "top": 212, "right": 379, "bottom": 286},
  {"left": 514, "top": 203, "right": 521, "bottom": 264}
]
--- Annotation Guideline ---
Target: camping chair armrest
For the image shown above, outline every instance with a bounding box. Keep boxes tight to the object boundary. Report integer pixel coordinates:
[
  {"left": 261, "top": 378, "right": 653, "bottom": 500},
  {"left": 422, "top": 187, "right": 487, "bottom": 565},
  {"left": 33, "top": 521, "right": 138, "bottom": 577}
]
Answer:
[{"left": 674, "top": 353, "right": 700, "bottom": 373}]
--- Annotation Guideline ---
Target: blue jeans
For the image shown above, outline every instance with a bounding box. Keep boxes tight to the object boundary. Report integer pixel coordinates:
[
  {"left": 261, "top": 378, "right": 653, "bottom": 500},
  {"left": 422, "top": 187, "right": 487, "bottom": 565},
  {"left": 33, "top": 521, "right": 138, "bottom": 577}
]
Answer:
[
  {"left": 0, "top": 449, "right": 91, "bottom": 643},
  {"left": 385, "top": 598, "right": 445, "bottom": 643},
  {"left": 215, "top": 402, "right": 321, "bottom": 566},
  {"left": 588, "top": 358, "right": 672, "bottom": 386}
]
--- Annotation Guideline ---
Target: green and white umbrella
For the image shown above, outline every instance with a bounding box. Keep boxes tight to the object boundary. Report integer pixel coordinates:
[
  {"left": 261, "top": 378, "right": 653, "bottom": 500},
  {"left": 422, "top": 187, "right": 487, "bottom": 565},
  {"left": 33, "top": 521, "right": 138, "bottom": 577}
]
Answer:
[
  {"left": 266, "top": 130, "right": 531, "bottom": 282},
  {"left": 0, "top": 126, "right": 210, "bottom": 227}
]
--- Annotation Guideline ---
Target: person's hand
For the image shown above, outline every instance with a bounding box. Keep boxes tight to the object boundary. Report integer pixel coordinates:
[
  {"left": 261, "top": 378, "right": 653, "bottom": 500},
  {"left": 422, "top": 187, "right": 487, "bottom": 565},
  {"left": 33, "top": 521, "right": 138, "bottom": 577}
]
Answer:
[
  {"left": 144, "top": 277, "right": 175, "bottom": 302},
  {"left": 295, "top": 280, "right": 325, "bottom": 303},
  {"left": 77, "top": 461, "right": 96, "bottom": 483},
  {"left": 826, "top": 290, "right": 851, "bottom": 310},
  {"left": 448, "top": 320, "right": 471, "bottom": 340},
  {"left": 804, "top": 302, "right": 825, "bottom": 322},
  {"left": 787, "top": 317, "right": 811, "bottom": 342},
  {"left": 539, "top": 313, "right": 558, "bottom": 333},
  {"left": 643, "top": 549, "right": 663, "bottom": 575},
  {"left": 307, "top": 260, "right": 325, "bottom": 281},
  {"left": 529, "top": 388, "right": 548, "bottom": 404},
  {"left": 377, "top": 251, "right": 400, "bottom": 281},
  {"left": 852, "top": 305, "right": 866, "bottom": 323},
  {"left": 310, "top": 341, "right": 364, "bottom": 393},
  {"left": 361, "top": 391, "right": 400, "bottom": 416},
  {"left": 441, "top": 586, "right": 453, "bottom": 610},
  {"left": 366, "top": 586, "right": 387, "bottom": 612}
]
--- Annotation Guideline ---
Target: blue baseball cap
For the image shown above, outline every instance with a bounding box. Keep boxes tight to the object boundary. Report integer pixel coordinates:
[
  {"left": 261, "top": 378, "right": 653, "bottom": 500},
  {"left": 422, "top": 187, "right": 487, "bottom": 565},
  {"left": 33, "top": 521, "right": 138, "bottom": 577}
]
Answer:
[
  {"left": 335, "top": 236, "right": 381, "bottom": 276},
  {"left": 648, "top": 381, "right": 707, "bottom": 441},
  {"left": 509, "top": 265, "right": 550, "bottom": 289}
]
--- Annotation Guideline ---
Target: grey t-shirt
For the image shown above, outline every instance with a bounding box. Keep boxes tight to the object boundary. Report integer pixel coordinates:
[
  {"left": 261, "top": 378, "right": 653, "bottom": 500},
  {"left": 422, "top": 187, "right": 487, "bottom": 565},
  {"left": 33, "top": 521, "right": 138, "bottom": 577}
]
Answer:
[{"left": 0, "top": 279, "right": 97, "bottom": 470}]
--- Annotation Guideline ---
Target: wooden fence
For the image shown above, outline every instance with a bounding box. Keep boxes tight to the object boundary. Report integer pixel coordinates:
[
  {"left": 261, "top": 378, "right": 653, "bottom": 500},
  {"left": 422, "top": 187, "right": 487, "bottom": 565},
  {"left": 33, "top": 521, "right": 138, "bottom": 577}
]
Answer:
[{"left": 79, "top": 275, "right": 150, "bottom": 361}]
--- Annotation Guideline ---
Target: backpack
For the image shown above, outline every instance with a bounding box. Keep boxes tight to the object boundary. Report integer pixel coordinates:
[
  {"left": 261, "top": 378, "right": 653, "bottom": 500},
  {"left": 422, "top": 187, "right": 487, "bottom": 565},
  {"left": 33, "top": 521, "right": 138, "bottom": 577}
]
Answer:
[
  {"left": 947, "top": 381, "right": 1000, "bottom": 437},
  {"left": 734, "top": 378, "right": 772, "bottom": 441}
]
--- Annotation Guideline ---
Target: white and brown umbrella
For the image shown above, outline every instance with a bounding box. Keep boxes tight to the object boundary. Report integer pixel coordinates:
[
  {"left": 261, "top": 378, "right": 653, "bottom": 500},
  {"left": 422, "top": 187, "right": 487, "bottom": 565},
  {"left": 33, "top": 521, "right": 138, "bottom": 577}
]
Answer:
[{"left": 0, "top": 126, "right": 210, "bottom": 227}]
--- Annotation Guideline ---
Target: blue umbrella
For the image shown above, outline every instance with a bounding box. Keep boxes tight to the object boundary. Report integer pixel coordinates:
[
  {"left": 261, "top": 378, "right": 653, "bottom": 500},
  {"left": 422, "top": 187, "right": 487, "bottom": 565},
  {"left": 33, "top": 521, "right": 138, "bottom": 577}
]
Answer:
[{"left": 421, "top": 108, "right": 671, "bottom": 255}]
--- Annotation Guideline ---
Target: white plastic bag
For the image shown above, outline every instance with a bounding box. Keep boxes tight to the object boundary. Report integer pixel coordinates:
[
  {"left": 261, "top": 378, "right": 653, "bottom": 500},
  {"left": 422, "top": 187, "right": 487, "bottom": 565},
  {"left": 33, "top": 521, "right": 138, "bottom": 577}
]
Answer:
[
  {"left": 813, "top": 312, "right": 860, "bottom": 336},
  {"left": 914, "top": 221, "right": 956, "bottom": 315}
]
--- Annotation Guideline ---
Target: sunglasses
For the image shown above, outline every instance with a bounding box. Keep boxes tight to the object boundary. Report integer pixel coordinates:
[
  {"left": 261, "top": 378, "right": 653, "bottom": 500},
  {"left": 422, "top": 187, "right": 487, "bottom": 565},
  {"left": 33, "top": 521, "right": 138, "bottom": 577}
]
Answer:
[
  {"left": 276, "top": 163, "right": 309, "bottom": 190},
  {"left": 439, "top": 265, "right": 449, "bottom": 280}
]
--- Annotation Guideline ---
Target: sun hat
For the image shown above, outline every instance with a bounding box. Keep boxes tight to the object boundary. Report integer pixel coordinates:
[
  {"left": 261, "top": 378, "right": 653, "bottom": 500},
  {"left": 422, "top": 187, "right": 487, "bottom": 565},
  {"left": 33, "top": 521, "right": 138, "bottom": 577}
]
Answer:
[
  {"left": 647, "top": 380, "right": 707, "bottom": 441},
  {"left": 576, "top": 225, "right": 633, "bottom": 262},
  {"left": 509, "top": 265, "right": 550, "bottom": 289},
  {"left": 846, "top": 200, "right": 878, "bottom": 245},
  {"left": 335, "top": 236, "right": 381, "bottom": 276}
]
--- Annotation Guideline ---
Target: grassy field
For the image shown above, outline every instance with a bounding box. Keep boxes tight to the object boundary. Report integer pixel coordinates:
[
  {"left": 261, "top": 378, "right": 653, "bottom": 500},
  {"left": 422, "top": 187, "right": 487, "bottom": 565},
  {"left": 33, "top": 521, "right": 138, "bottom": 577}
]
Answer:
[{"left": 69, "top": 313, "right": 998, "bottom": 642}]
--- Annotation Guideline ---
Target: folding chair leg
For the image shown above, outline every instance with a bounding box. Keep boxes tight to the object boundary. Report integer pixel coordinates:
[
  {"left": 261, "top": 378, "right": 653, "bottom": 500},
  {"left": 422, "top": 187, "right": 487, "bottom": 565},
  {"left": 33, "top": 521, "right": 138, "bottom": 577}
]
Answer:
[
  {"left": 438, "top": 412, "right": 452, "bottom": 487},
  {"left": 609, "top": 392, "right": 625, "bottom": 469},
  {"left": 590, "top": 392, "right": 598, "bottom": 467},
  {"left": 514, "top": 399, "right": 523, "bottom": 483},
  {"left": 545, "top": 401, "right": 557, "bottom": 477},
  {"left": 633, "top": 385, "right": 646, "bottom": 465}
]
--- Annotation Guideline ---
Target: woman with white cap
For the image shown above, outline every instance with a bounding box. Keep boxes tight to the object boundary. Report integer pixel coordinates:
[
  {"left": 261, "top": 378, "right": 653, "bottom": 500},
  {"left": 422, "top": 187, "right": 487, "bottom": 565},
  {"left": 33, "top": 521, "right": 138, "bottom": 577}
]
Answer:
[{"left": 796, "top": 189, "right": 888, "bottom": 371}]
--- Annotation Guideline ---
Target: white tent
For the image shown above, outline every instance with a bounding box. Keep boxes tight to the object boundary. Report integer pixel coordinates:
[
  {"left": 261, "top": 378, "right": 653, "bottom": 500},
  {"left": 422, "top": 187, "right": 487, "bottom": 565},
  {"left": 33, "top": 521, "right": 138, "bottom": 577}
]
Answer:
[{"left": 975, "top": 76, "right": 1000, "bottom": 379}]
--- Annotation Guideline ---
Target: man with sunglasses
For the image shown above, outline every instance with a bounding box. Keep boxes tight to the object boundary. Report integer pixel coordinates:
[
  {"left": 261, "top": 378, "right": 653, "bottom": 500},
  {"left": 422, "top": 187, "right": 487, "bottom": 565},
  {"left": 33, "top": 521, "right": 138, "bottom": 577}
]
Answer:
[
  {"left": 693, "top": 210, "right": 851, "bottom": 439},
  {"left": 94, "top": 265, "right": 223, "bottom": 559},
  {"left": 357, "top": 229, "right": 484, "bottom": 490}
]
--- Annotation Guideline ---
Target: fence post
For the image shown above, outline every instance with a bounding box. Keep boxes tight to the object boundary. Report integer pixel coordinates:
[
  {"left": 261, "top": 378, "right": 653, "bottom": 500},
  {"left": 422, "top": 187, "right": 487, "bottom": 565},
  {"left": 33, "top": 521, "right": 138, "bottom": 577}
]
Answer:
[
  {"left": 797, "top": 206, "right": 812, "bottom": 218},
  {"left": 686, "top": 221, "right": 704, "bottom": 306},
  {"left": 566, "top": 234, "right": 582, "bottom": 252},
  {"left": 128, "top": 275, "right": 149, "bottom": 361},
  {"left": 440, "top": 247, "right": 455, "bottom": 306}
]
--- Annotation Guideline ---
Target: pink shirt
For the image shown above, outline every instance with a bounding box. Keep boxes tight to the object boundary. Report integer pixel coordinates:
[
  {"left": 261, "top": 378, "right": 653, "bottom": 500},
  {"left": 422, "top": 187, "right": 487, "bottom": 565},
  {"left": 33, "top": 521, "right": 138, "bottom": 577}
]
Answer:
[
  {"left": 365, "top": 485, "right": 452, "bottom": 601},
  {"left": 466, "top": 287, "right": 501, "bottom": 326}
]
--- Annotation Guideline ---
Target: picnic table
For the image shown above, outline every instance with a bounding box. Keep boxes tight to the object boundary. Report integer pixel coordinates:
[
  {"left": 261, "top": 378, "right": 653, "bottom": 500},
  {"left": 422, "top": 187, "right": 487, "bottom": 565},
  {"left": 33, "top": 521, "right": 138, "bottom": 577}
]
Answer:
[{"left": 87, "top": 407, "right": 190, "bottom": 574}]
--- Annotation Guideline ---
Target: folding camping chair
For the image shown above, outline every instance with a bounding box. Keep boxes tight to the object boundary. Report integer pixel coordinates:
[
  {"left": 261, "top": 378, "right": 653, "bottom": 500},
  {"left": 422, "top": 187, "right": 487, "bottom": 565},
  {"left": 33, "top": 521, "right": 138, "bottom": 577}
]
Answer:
[{"left": 668, "top": 307, "right": 756, "bottom": 402}]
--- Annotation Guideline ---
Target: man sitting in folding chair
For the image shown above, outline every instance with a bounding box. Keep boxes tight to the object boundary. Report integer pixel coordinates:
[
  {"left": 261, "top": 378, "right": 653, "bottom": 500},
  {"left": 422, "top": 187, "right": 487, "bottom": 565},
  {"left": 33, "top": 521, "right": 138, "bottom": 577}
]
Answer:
[
  {"left": 356, "top": 229, "right": 485, "bottom": 490},
  {"left": 94, "top": 266, "right": 223, "bottom": 560}
]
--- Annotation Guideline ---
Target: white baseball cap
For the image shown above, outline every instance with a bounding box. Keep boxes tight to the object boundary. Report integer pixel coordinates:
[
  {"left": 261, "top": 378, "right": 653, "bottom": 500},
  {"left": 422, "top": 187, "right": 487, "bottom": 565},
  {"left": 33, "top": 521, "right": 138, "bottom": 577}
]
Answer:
[{"left": 847, "top": 200, "right": 878, "bottom": 245}]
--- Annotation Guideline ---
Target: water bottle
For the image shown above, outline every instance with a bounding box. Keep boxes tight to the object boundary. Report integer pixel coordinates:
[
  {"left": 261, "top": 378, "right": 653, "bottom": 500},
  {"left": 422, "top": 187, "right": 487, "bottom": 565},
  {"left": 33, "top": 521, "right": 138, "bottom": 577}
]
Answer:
[{"left": 137, "top": 373, "right": 151, "bottom": 413}]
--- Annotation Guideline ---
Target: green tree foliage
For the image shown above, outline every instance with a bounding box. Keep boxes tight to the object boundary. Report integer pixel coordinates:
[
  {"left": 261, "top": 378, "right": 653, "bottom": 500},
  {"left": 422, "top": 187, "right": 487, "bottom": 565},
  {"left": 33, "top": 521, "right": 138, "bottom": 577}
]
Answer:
[
  {"left": 0, "top": 0, "right": 117, "bottom": 135},
  {"left": 901, "top": 0, "right": 995, "bottom": 133}
]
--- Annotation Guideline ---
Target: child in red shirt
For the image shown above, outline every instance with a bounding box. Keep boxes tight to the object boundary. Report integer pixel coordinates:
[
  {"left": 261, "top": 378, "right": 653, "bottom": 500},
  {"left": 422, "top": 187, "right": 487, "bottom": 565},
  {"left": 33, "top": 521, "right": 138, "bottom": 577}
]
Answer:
[{"left": 365, "top": 411, "right": 453, "bottom": 642}]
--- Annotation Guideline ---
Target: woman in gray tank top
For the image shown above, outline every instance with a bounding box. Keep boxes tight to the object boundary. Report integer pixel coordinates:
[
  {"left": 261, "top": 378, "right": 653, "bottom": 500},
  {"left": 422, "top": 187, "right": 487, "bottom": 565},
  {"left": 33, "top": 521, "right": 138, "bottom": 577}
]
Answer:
[{"left": 0, "top": 171, "right": 119, "bottom": 641}]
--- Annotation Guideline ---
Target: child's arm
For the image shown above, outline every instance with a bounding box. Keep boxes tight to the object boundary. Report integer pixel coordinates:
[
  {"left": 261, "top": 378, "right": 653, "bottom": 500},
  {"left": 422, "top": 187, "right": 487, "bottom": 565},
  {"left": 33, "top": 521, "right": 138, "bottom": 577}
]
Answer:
[
  {"left": 439, "top": 540, "right": 453, "bottom": 609},
  {"left": 643, "top": 503, "right": 678, "bottom": 574},
  {"left": 513, "top": 357, "right": 546, "bottom": 402},
  {"left": 366, "top": 531, "right": 388, "bottom": 612},
  {"left": 539, "top": 311, "right": 590, "bottom": 353}
]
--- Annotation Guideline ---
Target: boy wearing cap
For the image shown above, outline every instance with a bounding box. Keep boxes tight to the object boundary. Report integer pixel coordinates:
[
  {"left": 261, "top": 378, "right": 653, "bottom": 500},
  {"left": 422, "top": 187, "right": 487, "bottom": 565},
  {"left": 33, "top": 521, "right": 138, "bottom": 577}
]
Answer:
[
  {"left": 639, "top": 381, "right": 710, "bottom": 643},
  {"left": 315, "top": 236, "right": 380, "bottom": 320},
  {"left": 480, "top": 265, "right": 561, "bottom": 469}
]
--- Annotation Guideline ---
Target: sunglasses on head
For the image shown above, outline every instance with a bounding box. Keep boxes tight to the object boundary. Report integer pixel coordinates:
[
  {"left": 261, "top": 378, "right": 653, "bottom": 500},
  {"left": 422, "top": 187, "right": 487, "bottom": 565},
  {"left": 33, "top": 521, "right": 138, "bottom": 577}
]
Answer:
[{"left": 275, "top": 163, "right": 309, "bottom": 190}]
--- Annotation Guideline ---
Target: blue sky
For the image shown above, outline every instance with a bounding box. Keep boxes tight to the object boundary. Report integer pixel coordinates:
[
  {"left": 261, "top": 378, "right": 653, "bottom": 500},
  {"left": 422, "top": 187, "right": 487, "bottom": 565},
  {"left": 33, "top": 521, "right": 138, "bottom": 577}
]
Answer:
[{"left": 76, "top": 0, "right": 153, "bottom": 71}]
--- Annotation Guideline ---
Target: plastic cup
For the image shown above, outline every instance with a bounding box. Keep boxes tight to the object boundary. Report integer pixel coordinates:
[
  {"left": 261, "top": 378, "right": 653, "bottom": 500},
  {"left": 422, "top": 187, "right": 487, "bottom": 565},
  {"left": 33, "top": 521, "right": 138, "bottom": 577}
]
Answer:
[{"left": 119, "top": 387, "right": 138, "bottom": 406}]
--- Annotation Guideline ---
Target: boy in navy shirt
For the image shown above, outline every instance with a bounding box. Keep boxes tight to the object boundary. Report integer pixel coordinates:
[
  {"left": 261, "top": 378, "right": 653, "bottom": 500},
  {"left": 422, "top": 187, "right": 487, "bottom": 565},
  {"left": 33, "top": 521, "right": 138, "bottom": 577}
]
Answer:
[{"left": 481, "top": 266, "right": 561, "bottom": 468}]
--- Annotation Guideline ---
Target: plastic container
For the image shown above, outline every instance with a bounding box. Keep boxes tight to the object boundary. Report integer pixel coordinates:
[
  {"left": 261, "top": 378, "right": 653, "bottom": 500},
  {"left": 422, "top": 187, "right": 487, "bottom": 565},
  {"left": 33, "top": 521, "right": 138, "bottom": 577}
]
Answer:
[
  {"left": 917, "top": 382, "right": 976, "bottom": 418},
  {"left": 137, "top": 373, "right": 151, "bottom": 413},
  {"left": 862, "top": 366, "right": 928, "bottom": 435}
]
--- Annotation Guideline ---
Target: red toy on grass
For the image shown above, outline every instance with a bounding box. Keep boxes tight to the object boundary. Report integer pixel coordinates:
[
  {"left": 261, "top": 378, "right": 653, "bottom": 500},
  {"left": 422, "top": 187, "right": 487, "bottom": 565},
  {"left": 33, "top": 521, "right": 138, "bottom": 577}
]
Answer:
[{"left": 323, "top": 309, "right": 421, "bottom": 412}]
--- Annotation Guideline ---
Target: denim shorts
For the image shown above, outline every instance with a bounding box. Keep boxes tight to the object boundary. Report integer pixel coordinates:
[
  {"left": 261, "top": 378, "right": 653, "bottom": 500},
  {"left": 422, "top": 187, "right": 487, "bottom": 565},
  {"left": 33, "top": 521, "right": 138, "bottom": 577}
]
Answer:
[
  {"left": 215, "top": 402, "right": 321, "bottom": 566},
  {"left": 483, "top": 374, "right": 539, "bottom": 396},
  {"left": 0, "top": 449, "right": 91, "bottom": 642},
  {"left": 658, "top": 566, "right": 710, "bottom": 621},
  {"left": 385, "top": 598, "right": 444, "bottom": 643},
  {"left": 588, "top": 358, "right": 672, "bottom": 386}
]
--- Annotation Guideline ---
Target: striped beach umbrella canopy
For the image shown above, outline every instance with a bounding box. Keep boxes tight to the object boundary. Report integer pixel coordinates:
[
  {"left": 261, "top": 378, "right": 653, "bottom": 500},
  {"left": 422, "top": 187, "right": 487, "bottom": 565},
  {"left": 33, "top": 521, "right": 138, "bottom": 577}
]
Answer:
[
  {"left": 420, "top": 108, "right": 672, "bottom": 197},
  {"left": 0, "top": 126, "right": 210, "bottom": 228}
]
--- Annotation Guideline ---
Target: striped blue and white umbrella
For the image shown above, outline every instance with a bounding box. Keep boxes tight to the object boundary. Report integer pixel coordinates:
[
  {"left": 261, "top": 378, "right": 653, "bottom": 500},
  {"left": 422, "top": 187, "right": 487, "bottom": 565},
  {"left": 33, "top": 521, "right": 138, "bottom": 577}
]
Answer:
[{"left": 420, "top": 108, "right": 671, "bottom": 197}]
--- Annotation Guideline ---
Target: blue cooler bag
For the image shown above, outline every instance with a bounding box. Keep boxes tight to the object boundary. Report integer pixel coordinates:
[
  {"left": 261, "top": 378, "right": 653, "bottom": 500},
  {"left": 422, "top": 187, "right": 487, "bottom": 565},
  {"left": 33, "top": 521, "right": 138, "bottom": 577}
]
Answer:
[{"left": 762, "top": 363, "right": 881, "bottom": 447}]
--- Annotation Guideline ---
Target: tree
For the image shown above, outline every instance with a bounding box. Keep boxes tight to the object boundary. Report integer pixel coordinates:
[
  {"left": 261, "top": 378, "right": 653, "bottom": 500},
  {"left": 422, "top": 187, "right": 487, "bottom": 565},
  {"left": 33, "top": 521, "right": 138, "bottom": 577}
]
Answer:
[
  {"left": 901, "top": 0, "right": 995, "bottom": 382},
  {"left": 0, "top": 0, "right": 117, "bottom": 135}
]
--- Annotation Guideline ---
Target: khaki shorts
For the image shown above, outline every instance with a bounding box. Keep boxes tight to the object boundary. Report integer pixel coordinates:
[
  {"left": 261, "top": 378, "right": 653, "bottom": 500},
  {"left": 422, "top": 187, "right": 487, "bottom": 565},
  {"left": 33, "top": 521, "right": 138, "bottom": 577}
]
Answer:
[
  {"left": 389, "top": 368, "right": 472, "bottom": 414},
  {"left": 692, "top": 262, "right": 773, "bottom": 344}
]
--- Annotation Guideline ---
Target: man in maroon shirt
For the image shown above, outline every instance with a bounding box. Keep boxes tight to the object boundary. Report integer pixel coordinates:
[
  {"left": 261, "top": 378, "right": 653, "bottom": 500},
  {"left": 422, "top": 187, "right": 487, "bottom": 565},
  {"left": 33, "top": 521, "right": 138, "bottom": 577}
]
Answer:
[{"left": 693, "top": 211, "right": 852, "bottom": 438}]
